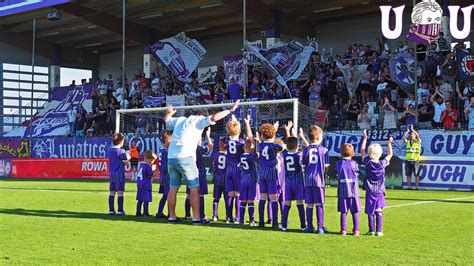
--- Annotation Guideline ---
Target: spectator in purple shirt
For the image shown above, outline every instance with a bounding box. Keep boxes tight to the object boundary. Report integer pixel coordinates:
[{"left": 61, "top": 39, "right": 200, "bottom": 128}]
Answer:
[{"left": 227, "top": 78, "right": 242, "bottom": 100}]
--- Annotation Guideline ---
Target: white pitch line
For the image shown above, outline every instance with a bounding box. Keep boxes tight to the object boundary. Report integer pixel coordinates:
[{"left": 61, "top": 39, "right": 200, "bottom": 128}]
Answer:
[{"left": 385, "top": 196, "right": 474, "bottom": 209}]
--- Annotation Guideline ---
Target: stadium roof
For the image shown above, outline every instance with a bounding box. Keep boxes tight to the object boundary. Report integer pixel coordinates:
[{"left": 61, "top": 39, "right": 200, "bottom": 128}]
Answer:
[{"left": 0, "top": 0, "right": 464, "bottom": 67}]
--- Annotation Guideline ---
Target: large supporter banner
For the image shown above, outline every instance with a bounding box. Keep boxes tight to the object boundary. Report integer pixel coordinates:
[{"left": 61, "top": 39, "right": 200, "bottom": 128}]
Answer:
[
  {"left": 0, "top": 0, "right": 70, "bottom": 17},
  {"left": 0, "top": 138, "right": 30, "bottom": 158},
  {"left": 402, "top": 157, "right": 474, "bottom": 191},
  {"left": 455, "top": 50, "right": 474, "bottom": 81},
  {"left": 30, "top": 134, "right": 162, "bottom": 159},
  {"left": 245, "top": 40, "right": 316, "bottom": 86},
  {"left": 325, "top": 130, "right": 473, "bottom": 158},
  {"left": 339, "top": 64, "right": 367, "bottom": 97},
  {"left": 389, "top": 53, "right": 425, "bottom": 96},
  {"left": 5, "top": 84, "right": 97, "bottom": 138},
  {"left": 223, "top": 55, "right": 244, "bottom": 84},
  {"left": 150, "top": 32, "right": 206, "bottom": 82}
]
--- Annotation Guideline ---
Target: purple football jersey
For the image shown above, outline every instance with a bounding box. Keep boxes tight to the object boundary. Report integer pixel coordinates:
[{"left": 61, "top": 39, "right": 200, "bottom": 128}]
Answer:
[
  {"left": 159, "top": 148, "right": 169, "bottom": 186},
  {"left": 196, "top": 145, "right": 209, "bottom": 178},
  {"left": 226, "top": 138, "right": 245, "bottom": 165},
  {"left": 336, "top": 158, "right": 360, "bottom": 198},
  {"left": 240, "top": 152, "right": 259, "bottom": 183},
  {"left": 282, "top": 151, "right": 304, "bottom": 184},
  {"left": 108, "top": 146, "right": 127, "bottom": 182},
  {"left": 302, "top": 144, "right": 329, "bottom": 187},
  {"left": 259, "top": 142, "right": 283, "bottom": 168},
  {"left": 362, "top": 156, "right": 389, "bottom": 194},
  {"left": 137, "top": 162, "right": 153, "bottom": 190},
  {"left": 213, "top": 151, "right": 227, "bottom": 185}
]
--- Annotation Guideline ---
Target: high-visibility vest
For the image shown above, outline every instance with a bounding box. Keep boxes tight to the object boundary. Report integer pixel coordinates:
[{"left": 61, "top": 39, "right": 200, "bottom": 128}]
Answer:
[
  {"left": 406, "top": 140, "right": 421, "bottom": 161},
  {"left": 130, "top": 146, "right": 139, "bottom": 159}
]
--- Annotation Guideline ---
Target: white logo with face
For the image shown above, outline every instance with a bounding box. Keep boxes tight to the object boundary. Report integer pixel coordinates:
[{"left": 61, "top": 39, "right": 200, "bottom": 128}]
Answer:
[{"left": 411, "top": 0, "right": 443, "bottom": 25}]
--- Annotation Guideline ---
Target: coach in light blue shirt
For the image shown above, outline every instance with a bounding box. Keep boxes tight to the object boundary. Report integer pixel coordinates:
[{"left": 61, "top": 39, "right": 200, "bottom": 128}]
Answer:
[{"left": 165, "top": 101, "right": 240, "bottom": 224}]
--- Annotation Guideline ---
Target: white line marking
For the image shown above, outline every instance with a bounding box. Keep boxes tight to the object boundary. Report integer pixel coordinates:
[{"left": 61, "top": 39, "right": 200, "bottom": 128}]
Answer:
[{"left": 385, "top": 196, "right": 474, "bottom": 209}]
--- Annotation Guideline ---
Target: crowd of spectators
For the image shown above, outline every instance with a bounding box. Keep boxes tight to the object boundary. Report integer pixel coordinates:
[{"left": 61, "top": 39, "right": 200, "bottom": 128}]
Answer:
[{"left": 69, "top": 34, "right": 473, "bottom": 137}]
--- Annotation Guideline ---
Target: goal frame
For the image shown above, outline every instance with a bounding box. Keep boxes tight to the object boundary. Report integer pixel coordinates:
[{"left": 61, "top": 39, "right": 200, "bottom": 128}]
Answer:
[{"left": 116, "top": 98, "right": 299, "bottom": 134}]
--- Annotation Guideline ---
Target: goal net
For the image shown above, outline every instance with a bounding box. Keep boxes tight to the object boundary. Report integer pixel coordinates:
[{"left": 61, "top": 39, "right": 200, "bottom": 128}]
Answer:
[{"left": 116, "top": 99, "right": 327, "bottom": 138}]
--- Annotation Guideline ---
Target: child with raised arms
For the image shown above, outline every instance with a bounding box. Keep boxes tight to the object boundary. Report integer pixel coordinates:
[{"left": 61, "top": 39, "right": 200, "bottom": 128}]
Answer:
[
  {"left": 280, "top": 121, "right": 306, "bottom": 232},
  {"left": 212, "top": 138, "right": 227, "bottom": 222},
  {"left": 336, "top": 143, "right": 361, "bottom": 236},
  {"left": 299, "top": 126, "right": 330, "bottom": 234},
  {"left": 108, "top": 132, "right": 130, "bottom": 215},
  {"left": 360, "top": 129, "right": 393, "bottom": 236},
  {"left": 155, "top": 131, "right": 172, "bottom": 219},
  {"left": 136, "top": 150, "right": 158, "bottom": 216},
  {"left": 238, "top": 138, "right": 259, "bottom": 226}
]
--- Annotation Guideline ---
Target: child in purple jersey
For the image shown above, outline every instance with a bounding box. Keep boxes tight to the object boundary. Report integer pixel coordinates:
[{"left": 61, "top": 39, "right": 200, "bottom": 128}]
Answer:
[
  {"left": 256, "top": 122, "right": 285, "bottom": 229},
  {"left": 136, "top": 150, "right": 158, "bottom": 217},
  {"left": 361, "top": 129, "right": 393, "bottom": 237},
  {"left": 276, "top": 139, "right": 286, "bottom": 218},
  {"left": 336, "top": 144, "right": 361, "bottom": 236},
  {"left": 185, "top": 127, "right": 213, "bottom": 221},
  {"left": 108, "top": 133, "right": 130, "bottom": 216},
  {"left": 239, "top": 139, "right": 259, "bottom": 226},
  {"left": 280, "top": 122, "right": 306, "bottom": 232},
  {"left": 155, "top": 131, "right": 172, "bottom": 219},
  {"left": 212, "top": 138, "right": 227, "bottom": 222},
  {"left": 224, "top": 115, "right": 252, "bottom": 223},
  {"left": 299, "top": 126, "right": 330, "bottom": 234}
]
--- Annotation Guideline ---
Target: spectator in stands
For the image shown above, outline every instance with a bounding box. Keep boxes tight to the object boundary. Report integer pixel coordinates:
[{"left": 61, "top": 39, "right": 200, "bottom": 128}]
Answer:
[
  {"left": 213, "top": 82, "right": 227, "bottom": 103},
  {"left": 94, "top": 105, "right": 108, "bottom": 135},
  {"left": 457, "top": 80, "right": 474, "bottom": 108},
  {"left": 75, "top": 112, "right": 85, "bottom": 138},
  {"left": 307, "top": 78, "right": 322, "bottom": 110},
  {"left": 417, "top": 81, "right": 430, "bottom": 105},
  {"left": 430, "top": 90, "right": 446, "bottom": 128},
  {"left": 357, "top": 104, "right": 372, "bottom": 130},
  {"left": 344, "top": 96, "right": 360, "bottom": 129},
  {"left": 250, "top": 76, "right": 262, "bottom": 99},
  {"left": 70, "top": 80, "right": 76, "bottom": 86},
  {"left": 418, "top": 96, "right": 434, "bottom": 129},
  {"left": 91, "top": 88, "right": 100, "bottom": 113},
  {"left": 136, "top": 117, "right": 146, "bottom": 135},
  {"left": 440, "top": 100, "right": 458, "bottom": 130},
  {"left": 67, "top": 105, "right": 77, "bottom": 137},
  {"left": 436, "top": 76, "right": 454, "bottom": 101},
  {"left": 437, "top": 32, "right": 450, "bottom": 56},
  {"left": 359, "top": 67, "right": 372, "bottom": 105},
  {"left": 401, "top": 104, "right": 416, "bottom": 128},
  {"left": 381, "top": 97, "right": 397, "bottom": 129},
  {"left": 84, "top": 112, "right": 95, "bottom": 136},
  {"left": 439, "top": 53, "right": 457, "bottom": 90},
  {"left": 464, "top": 97, "right": 474, "bottom": 130},
  {"left": 227, "top": 78, "right": 242, "bottom": 100}
]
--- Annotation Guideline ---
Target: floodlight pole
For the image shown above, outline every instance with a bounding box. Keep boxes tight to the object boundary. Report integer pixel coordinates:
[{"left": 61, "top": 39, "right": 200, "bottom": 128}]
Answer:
[
  {"left": 413, "top": 0, "right": 419, "bottom": 127},
  {"left": 243, "top": 0, "right": 247, "bottom": 100},
  {"left": 122, "top": 0, "right": 126, "bottom": 93},
  {"left": 30, "top": 18, "right": 36, "bottom": 141}
]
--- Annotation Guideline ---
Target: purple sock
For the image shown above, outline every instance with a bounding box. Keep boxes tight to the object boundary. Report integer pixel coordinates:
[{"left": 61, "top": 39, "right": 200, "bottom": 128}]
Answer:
[
  {"left": 282, "top": 205, "right": 290, "bottom": 229},
  {"left": 248, "top": 202, "right": 255, "bottom": 222},
  {"left": 185, "top": 198, "right": 191, "bottom": 217},
  {"left": 306, "top": 207, "right": 314, "bottom": 229},
  {"left": 279, "top": 200, "right": 283, "bottom": 216},
  {"left": 117, "top": 196, "right": 124, "bottom": 212},
  {"left": 267, "top": 199, "right": 273, "bottom": 222},
  {"left": 239, "top": 202, "right": 246, "bottom": 222},
  {"left": 258, "top": 199, "right": 266, "bottom": 224},
  {"left": 213, "top": 199, "right": 219, "bottom": 218},
  {"left": 226, "top": 196, "right": 234, "bottom": 220},
  {"left": 143, "top": 202, "right": 149, "bottom": 215},
  {"left": 297, "top": 204, "right": 306, "bottom": 229},
  {"left": 235, "top": 196, "right": 241, "bottom": 221},
  {"left": 352, "top": 212, "right": 360, "bottom": 232},
  {"left": 136, "top": 200, "right": 143, "bottom": 214},
  {"left": 199, "top": 196, "right": 205, "bottom": 219},
  {"left": 316, "top": 205, "right": 324, "bottom": 229},
  {"left": 108, "top": 195, "right": 115, "bottom": 212},
  {"left": 375, "top": 211, "right": 383, "bottom": 232},
  {"left": 340, "top": 212, "right": 347, "bottom": 232},
  {"left": 271, "top": 201, "right": 278, "bottom": 226},
  {"left": 368, "top": 214, "right": 375, "bottom": 232},
  {"left": 157, "top": 194, "right": 167, "bottom": 216}
]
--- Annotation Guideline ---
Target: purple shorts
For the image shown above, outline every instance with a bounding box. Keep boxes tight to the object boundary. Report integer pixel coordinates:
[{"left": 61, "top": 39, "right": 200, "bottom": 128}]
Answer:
[
  {"left": 338, "top": 197, "right": 361, "bottom": 213},
  {"left": 239, "top": 182, "right": 257, "bottom": 201},
  {"left": 159, "top": 184, "right": 170, "bottom": 195},
  {"left": 285, "top": 183, "right": 305, "bottom": 201},
  {"left": 305, "top": 186, "right": 325, "bottom": 204},
  {"left": 225, "top": 169, "right": 240, "bottom": 193},
  {"left": 365, "top": 192, "right": 386, "bottom": 215},
  {"left": 136, "top": 189, "right": 152, "bottom": 202},
  {"left": 259, "top": 179, "right": 279, "bottom": 195},
  {"left": 213, "top": 184, "right": 225, "bottom": 199},
  {"left": 109, "top": 181, "right": 125, "bottom": 191}
]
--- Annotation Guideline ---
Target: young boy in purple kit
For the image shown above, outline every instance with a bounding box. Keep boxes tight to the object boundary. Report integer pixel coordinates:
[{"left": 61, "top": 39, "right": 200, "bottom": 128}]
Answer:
[
  {"left": 224, "top": 115, "right": 252, "bottom": 223},
  {"left": 257, "top": 121, "right": 285, "bottom": 229},
  {"left": 360, "top": 129, "right": 393, "bottom": 236},
  {"left": 280, "top": 121, "right": 306, "bottom": 232},
  {"left": 155, "top": 131, "right": 172, "bottom": 219},
  {"left": 336, "top": 143, "right": 361, "bottom": 236},
  {"left": 299, "top": 126, "right": 330, "bottom": 234},
  {"left": 212, "top": 138, "right": 227, "bottom": 222},
  {"left": 185, "top": 127, "right": 213, "bottom": 221},
  {"left": 108, "top": 133, "right": 130, "bottom": 216},
  {"left": 136, "top": 150, "right": 158, "bottom": 217},
  {"left": 239, "top": 139, "right": 259, "bottom": 226}
]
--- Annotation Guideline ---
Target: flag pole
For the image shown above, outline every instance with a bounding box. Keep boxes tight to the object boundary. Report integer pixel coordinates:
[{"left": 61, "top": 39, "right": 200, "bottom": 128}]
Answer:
[
  {"left": 413, "top": 0, "right": 419, "bottom": 127},
  {"left": 242, "top": 0, "right": 247, "bottom": 100}
]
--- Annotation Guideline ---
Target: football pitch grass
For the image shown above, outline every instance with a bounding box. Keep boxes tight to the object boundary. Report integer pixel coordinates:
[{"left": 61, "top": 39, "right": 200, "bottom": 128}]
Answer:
[{"left": 0, "top": 179, "right": 473, "bottom": 264}]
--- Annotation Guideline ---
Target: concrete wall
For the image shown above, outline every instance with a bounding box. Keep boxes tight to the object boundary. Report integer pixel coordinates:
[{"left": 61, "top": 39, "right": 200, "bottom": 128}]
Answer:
[
  {"left": 98, "top": 47, "right": 143, "bottom": 81},
  {"left": 0, "top": 42, "right": 50, "bottom": 67}
]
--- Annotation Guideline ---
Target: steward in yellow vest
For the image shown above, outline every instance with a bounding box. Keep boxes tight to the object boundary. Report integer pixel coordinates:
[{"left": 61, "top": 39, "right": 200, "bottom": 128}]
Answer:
[{"left": 403, "top": 125, "right": 421, "bottom": 190}]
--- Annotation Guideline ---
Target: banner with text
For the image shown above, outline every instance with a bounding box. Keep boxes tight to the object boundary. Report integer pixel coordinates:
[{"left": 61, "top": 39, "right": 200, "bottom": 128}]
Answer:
[
  {"left": 223, "top": 55, "right": 244, "bottom": 85},
  {"left": 0, "top": 138, "right": 30, "bottom": 158}
]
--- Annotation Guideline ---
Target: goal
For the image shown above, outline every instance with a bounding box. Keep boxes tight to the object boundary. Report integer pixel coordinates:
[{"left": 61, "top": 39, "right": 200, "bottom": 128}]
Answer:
[{"left": 116, "top": 98, "right": 325, "bottom": 138}]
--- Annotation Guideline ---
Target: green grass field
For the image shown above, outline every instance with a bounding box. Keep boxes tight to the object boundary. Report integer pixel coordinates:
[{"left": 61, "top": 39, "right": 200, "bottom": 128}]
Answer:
[{"left": 1, "top": 179, "right": 473, "bottom": 264}]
